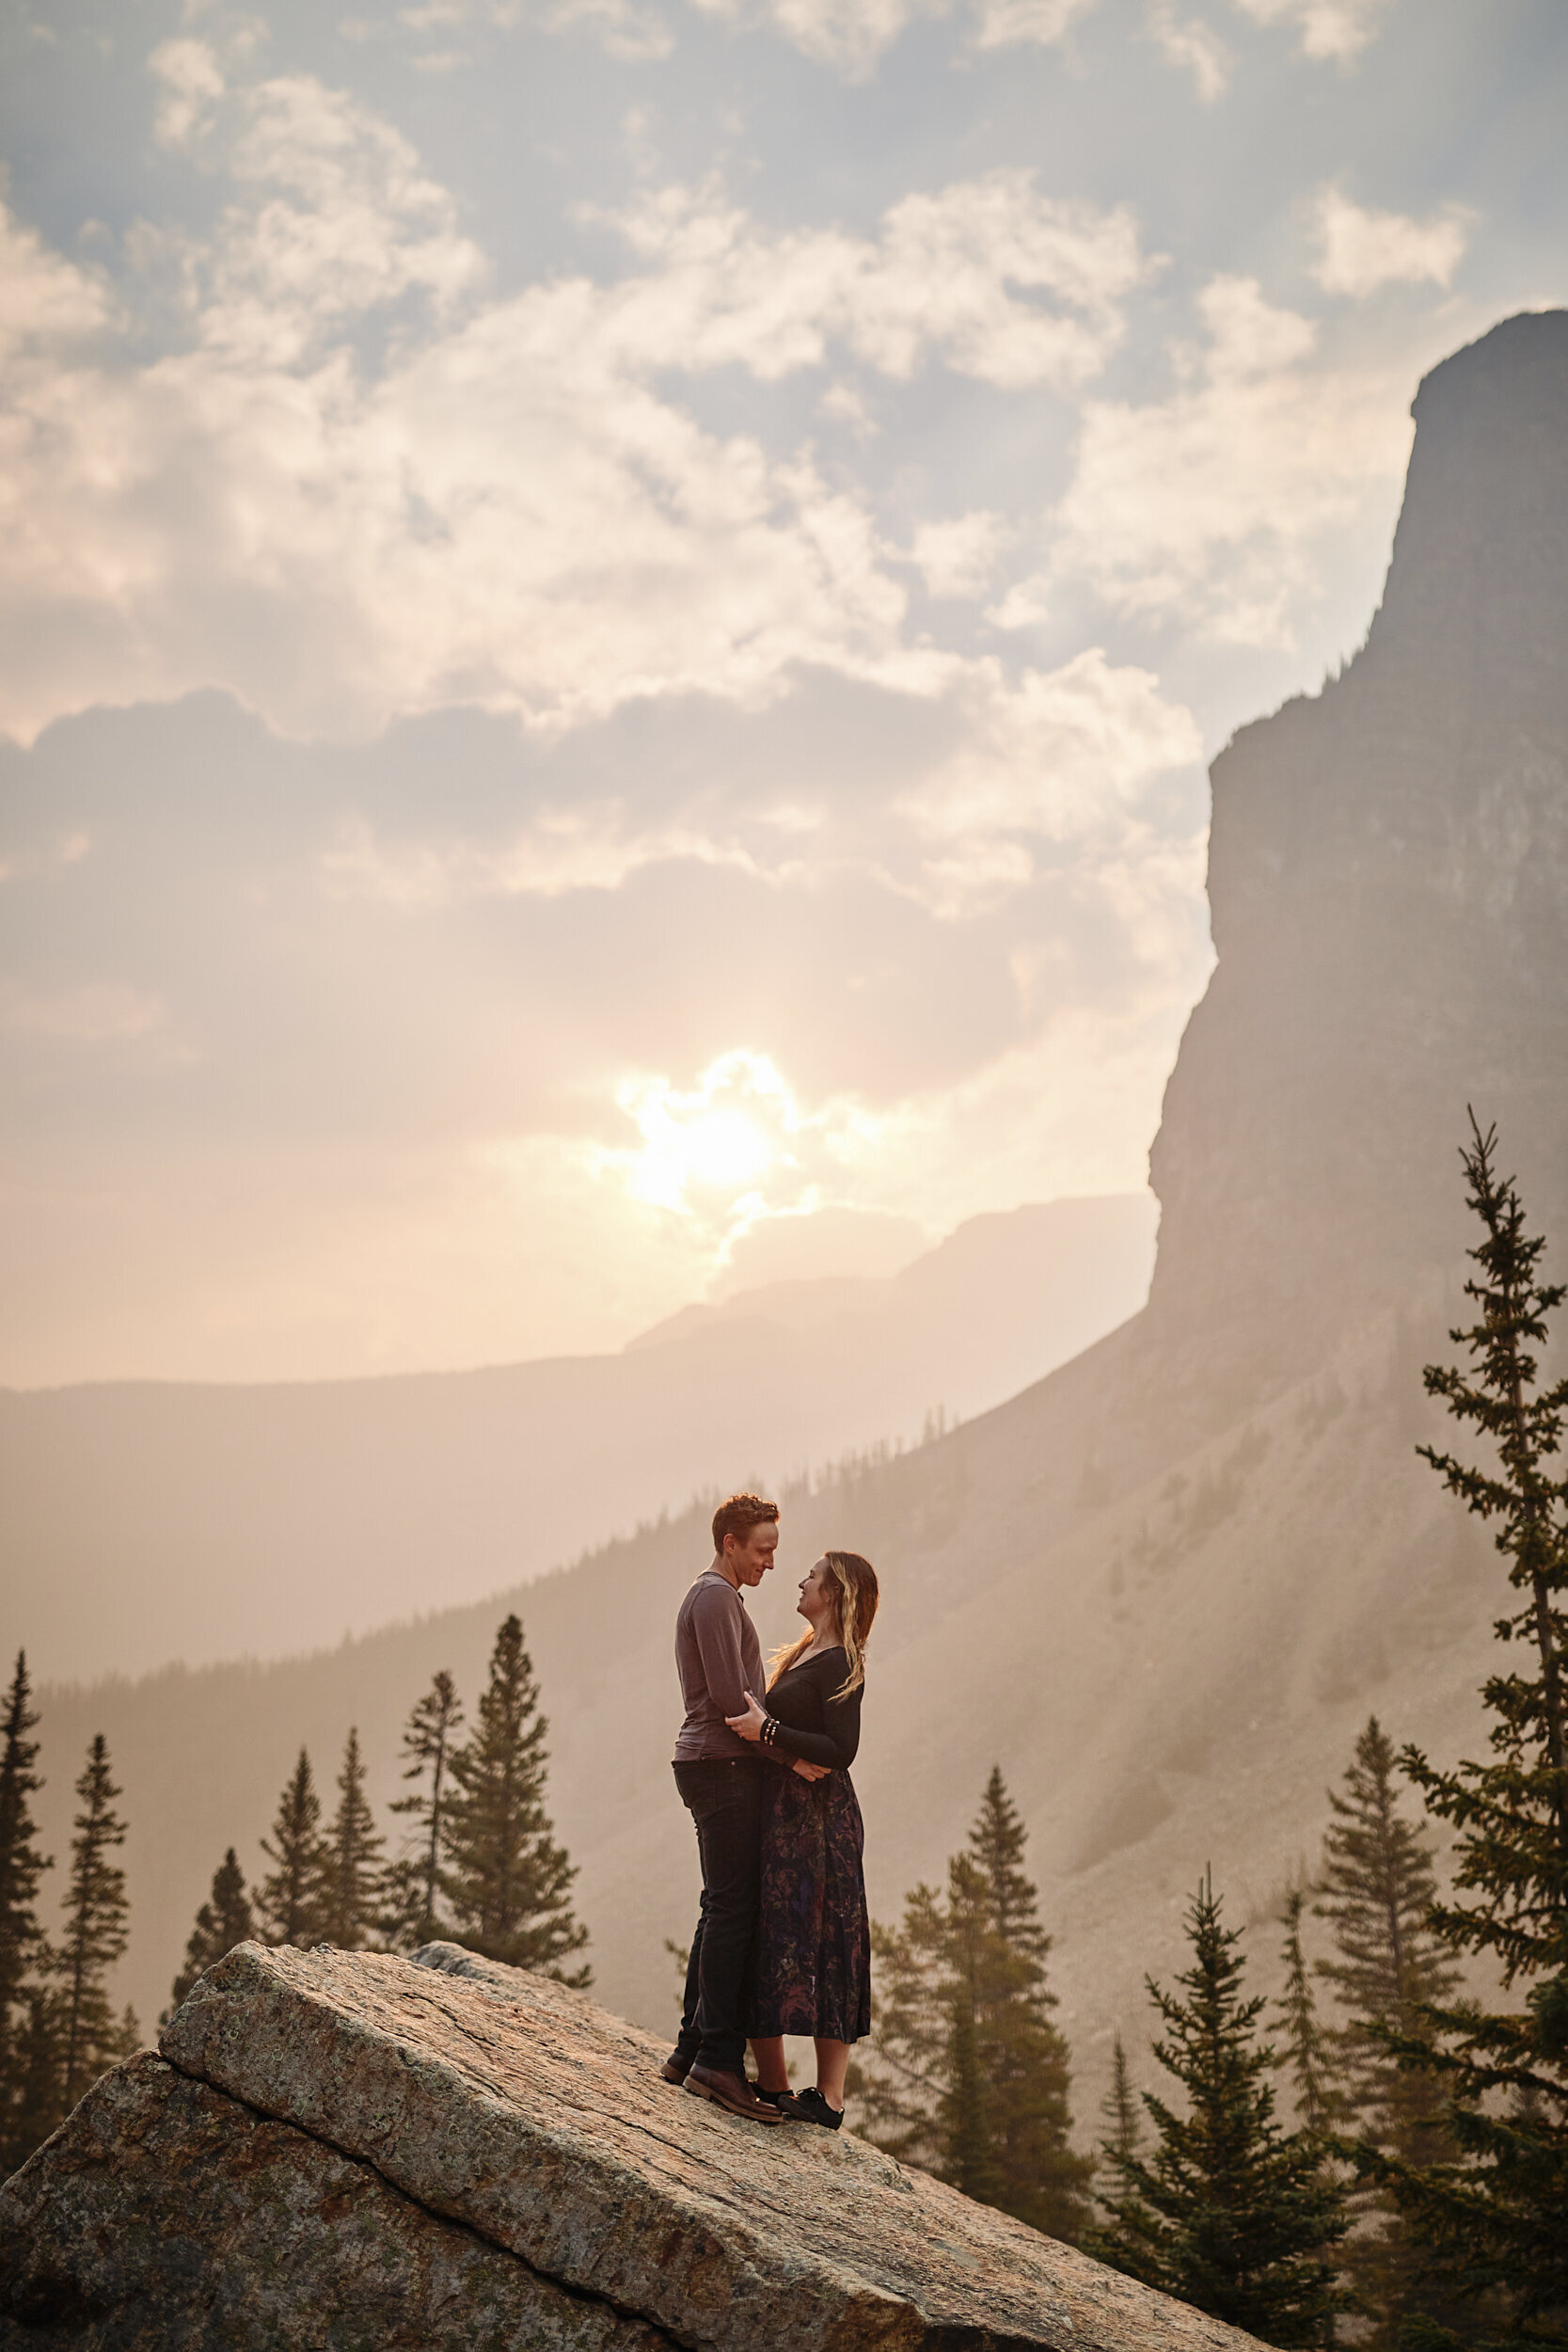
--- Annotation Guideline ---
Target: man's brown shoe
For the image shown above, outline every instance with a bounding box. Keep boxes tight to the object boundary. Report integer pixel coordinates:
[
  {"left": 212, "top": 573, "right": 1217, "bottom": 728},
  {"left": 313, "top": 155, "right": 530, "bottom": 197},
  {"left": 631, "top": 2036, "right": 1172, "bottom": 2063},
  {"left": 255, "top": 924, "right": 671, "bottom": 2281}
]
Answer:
[
  {"left": 660, "top": 2052, "right": 694, "bottom": 2084},
  {"left": 682, "top": 2062, "right": 784, "bottom": 2122}
]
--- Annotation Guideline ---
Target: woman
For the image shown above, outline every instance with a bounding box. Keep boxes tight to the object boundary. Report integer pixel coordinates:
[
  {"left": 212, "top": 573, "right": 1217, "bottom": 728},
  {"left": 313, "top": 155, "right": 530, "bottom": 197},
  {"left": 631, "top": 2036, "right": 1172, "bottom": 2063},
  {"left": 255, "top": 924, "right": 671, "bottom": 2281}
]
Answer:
[{"left": 725, "top": 1549, "right": 879, "bottom": 2130}]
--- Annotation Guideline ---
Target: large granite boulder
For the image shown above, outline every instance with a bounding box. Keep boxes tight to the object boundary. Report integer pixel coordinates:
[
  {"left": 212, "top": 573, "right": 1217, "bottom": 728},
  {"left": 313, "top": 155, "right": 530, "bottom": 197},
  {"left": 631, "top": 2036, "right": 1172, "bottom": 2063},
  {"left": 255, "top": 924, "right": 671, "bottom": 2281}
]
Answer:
[{"left": 2, "top": 1941, "right": 1262, "bottom": 2352}]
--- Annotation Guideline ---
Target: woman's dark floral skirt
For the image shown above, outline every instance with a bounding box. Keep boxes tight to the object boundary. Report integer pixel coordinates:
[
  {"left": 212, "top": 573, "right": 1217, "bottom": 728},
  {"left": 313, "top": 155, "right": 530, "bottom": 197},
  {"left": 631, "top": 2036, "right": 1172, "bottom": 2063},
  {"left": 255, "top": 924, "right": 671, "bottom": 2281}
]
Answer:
[{"left": 748, "top": 1765, "right": 871, "bottom": 2043}]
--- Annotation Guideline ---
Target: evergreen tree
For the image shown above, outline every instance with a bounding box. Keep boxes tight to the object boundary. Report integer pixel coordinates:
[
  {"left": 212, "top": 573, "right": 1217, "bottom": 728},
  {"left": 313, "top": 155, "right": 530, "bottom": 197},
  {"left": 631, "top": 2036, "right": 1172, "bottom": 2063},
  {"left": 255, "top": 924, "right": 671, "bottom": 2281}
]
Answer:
[
  {"left": 1367, "top": 1119, "right": 1568, "bottom": 2341},
  {"left": 1101, "top": 2031, "right": 1141, "bottom": 2165},
  {"left": 322, "top": 1728, "right": 385, "bottom": 1949},
  {"left": 1316, "top": 1719, "right": 1459, "bottom": 2142},
  {"left": 1313, "top": 1719, "right": 1460, "bottom": 2344},
  {"left": 440, "top": 1616, "right": 590, "bottom": 1981},
  {"left": 1100, "top": 2032, "right": 1161, "bottom": 2249},
  {"left": 166, "top": 1848, "right": 254, "bottom": 2021},
  {"left": 1276, "top": 1889, "right": 1352, "bottom": 2349},
  {"left": 385, "top": 1671, "right": 464, "bottom": 1949},
  {"left": 939, "top": 1854, "right": 1006, "bottom": 2208},
  {"left": 1278, "top": 1890, "right": 1334, "bottom": 2135},
  {"left": 0, "top": 1987, "right": 64, "bottom": 2174},
  {"left": 55, "top": 1734, "right": 130, "bottom": 2113},
  {"left": 1085, "top": 1872, "right": 1350, "bottom": 2347},
  {"left": 0, "top": 1651, "right": 52, "bottom": 2123},
  {"left": 256, "top": 1749, "right": 330, "bottom": 1947},
  {"left": 858, "top": 1770, "right": 1092, "bottom": 2241},
  {"left": 964, "top": 1768, "right": 1092, "bottom": 2238},
  {"left": 858, "top": 1881, "right": 949, "bottom": 2172}
]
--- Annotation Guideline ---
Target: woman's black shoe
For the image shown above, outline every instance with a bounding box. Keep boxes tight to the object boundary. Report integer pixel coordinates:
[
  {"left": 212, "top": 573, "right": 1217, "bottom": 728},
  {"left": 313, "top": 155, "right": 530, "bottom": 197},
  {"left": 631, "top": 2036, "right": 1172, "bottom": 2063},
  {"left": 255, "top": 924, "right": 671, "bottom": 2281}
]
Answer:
[
  {"left": 782, "top": 2086, "right": 843, "bottom": 2130},
  {"left": 750, "top": 2084, "right": 792, "bottom": 2114}
]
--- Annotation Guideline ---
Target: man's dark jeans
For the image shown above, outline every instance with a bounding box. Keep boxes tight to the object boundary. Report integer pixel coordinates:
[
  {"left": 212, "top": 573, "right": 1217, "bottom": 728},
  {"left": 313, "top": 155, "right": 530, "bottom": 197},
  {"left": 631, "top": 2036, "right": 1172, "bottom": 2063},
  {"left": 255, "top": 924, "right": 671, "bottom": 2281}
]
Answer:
[{"left": 672, "top": 1757, "right": 763, "bottom": 2074}]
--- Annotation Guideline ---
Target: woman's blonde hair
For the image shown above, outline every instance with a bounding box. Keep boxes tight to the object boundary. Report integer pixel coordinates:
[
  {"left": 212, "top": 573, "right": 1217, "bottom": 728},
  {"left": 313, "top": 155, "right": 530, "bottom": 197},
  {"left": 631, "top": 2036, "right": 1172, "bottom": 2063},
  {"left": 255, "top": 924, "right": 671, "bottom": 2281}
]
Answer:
[{"left": 768, "top": 1550, "right": 879, "bottom": 1702}]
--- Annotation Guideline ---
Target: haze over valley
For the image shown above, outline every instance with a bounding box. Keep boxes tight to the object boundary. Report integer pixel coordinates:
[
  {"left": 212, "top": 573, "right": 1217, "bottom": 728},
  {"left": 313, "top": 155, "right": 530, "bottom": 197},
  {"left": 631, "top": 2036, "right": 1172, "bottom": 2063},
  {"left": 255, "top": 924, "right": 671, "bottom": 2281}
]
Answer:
[
  {"left": 1, "top": 1190, "right": 1155, "bottom": 1679},
  {"left": 14, "top": 312, "right": 1568, "bottom": 2120}
]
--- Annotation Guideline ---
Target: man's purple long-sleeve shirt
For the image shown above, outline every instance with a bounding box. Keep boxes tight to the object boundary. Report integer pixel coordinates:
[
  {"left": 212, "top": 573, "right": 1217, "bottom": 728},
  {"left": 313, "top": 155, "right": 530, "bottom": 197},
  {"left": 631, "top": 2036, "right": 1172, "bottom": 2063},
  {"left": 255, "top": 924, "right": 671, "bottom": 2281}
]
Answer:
[{"left": 673, "top": 1569, "right": 766, "bottom": 1762}]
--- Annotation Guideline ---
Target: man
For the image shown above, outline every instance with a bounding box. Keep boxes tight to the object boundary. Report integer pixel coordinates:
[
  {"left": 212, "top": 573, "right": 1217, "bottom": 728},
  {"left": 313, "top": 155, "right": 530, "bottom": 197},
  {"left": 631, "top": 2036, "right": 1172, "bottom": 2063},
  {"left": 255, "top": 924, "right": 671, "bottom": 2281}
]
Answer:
[{"left": 666, "top": 1492, "right": 786, "bottom": 2122}]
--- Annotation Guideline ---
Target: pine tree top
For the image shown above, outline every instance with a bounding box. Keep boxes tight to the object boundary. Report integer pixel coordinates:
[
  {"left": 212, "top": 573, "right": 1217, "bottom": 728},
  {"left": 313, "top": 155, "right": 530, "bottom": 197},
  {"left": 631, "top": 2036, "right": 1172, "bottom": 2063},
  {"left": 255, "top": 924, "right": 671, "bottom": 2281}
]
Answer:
[
  {"left": 1086, "top": 1875, "right": 1350, "bottom": 2348},
  {"left": 1418, "top": 1114, "right": 1568, "bottom": 1642},
  {"left": 968, "top": 1764, "right": 1051, "bottom": 1974},
  {"left": 1407, "top": 1116, "right": 1568, "bottom": 1979}
]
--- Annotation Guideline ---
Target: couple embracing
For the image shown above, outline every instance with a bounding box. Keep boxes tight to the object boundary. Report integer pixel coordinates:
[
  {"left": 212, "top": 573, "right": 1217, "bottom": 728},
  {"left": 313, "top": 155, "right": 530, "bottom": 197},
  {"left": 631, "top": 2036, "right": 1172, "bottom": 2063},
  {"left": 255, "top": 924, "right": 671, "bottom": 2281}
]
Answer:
[{"left": 664, "top": 1492, "right": 879, "bottom": 2129}]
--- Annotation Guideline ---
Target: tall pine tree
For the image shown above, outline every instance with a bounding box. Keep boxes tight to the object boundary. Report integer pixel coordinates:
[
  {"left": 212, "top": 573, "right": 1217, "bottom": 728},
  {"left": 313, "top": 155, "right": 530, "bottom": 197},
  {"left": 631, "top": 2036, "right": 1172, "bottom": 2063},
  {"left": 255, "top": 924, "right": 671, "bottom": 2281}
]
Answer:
[
  {"left": 441, "top": 1617, "right": 589, "bottom": 1980},
  {"left": 858, "top": 1769, "right": 1091, "bottom": 2242},
  {"left": 385, "top": 1670, "right": 464, "bottom": 1949},
  {"left": 1314, "top": 1717, "right": 1459, "bottom": 2345},
  {"left": 1093, "top": 2029, "right": 1158, "bottom": 2245},
  {"left": 1316, "top": 1718, "right": 1459, "bottom": 2143},
  {"left": 55, "top": 1734, "right": 130, "bottom": 2113},
  {"left": 858, "top": 1880, "right": 949, "bottom": 2169},
  {"left": 1368, "top": 1119, "right": 1568, "bottom": 2342},
  {"left": 964, "top": 1768, "right": 1092, "bottom": 2238},
  {"left": 0, "top": 1651, "right": 52, "bottom": 2131},
  {"left": 1101, "top": 2031, "right": 1142, "bottom": 2166},
  {"left": 165, "top": 1848, "right": 254, "bottom": 2021},
  {"left": 256, "top": 1749, "right": 330, "bottom": 1947},
  {"left": 321, "top": 1728, "right": 385, "bottom": 1949},
  {"left": 939, "top": 1854, "right": 1006, "bottom": 2208},
  {"left": 1278, "top": 1889, "right": 1334, "bottom": 2135},
  {"left": 1085, "top": 1872, "right": 1350, "bottom": 2347}
]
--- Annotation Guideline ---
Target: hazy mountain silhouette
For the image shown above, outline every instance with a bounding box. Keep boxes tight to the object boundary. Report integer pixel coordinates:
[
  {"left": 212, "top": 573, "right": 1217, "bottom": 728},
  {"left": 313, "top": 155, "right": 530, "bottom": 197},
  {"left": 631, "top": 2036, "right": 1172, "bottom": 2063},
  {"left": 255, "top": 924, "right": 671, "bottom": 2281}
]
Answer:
[
  {"left": 21, "top": 311, "right": 1568, "bottom": 2107},
  {"left": 1, "top": 1192, "right": 1155, "bottom": 1681}
]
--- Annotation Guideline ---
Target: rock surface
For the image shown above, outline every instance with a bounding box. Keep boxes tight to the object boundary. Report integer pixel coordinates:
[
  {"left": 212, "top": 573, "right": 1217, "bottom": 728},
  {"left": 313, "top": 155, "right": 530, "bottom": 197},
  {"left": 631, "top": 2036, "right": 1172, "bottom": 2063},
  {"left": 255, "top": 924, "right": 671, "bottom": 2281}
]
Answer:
[
  {"left": 0, "top": 2050, "right": 665, "bottom": 2352},
  {"left": 2, "top": 1941, "right": 1263, "bottom": 2352}
]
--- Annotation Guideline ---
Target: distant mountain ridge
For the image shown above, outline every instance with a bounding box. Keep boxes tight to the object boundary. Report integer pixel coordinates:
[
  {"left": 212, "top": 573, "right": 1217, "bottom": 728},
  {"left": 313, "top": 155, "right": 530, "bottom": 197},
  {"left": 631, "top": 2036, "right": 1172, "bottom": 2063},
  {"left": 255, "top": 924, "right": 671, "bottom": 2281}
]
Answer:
[
  {"left": 1, "top": 1192, "right": 1155, "bottom": 1682},
  {"left": 21, "top": 311, "right": 1568, "bottom": 2119}
]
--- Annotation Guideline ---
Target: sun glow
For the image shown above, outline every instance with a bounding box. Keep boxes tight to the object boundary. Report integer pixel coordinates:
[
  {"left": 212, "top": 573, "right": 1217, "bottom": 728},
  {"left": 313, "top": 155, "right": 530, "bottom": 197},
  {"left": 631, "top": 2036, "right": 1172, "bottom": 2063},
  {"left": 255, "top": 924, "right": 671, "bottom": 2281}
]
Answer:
[{"left": 615, "top": 1050, "right": 802, "bottom": 1216}]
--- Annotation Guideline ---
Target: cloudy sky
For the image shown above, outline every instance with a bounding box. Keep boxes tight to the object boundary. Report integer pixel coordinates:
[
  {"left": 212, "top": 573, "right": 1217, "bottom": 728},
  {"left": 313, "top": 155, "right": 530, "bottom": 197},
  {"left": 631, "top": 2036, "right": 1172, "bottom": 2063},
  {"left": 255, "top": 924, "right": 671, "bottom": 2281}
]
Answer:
[{"left": 2, "top": 0, "right": 1564, "bottom": 1385}]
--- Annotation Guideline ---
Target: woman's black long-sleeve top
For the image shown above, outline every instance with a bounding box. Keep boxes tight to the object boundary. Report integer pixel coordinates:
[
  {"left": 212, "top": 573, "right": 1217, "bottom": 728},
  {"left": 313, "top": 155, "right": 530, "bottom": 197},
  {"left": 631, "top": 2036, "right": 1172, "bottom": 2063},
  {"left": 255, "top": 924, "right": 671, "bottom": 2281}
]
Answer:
[{"left": 762, "top": 1645, "right": 862, "bottom": 1770}]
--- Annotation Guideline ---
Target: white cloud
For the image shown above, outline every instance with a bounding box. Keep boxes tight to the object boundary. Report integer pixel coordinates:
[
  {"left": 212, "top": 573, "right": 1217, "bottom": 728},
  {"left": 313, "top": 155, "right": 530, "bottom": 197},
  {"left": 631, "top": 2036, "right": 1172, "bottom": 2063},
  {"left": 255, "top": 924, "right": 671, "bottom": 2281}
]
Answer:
[
  {"left": 363, "top": 0, "right": 1096, "bottom": 71},
  {"left": 1310, "top": 186, "right": 1469, "bottom": 300},
  {"left": 971, "top": 0, "right": 1096, "bottom": 48},
  {"left": 1230, "top": 0, "right": 1389, "bottom": 65},
  {"left": 312, "top": 645, "right": 1201, "bottom": 927},
  {"left": 554, "top": 0, "right": 674, "bottom": 56},
  {"left": 686, "top": 0, "right": 1094, "bottom": 76},
  {"left": 343, "top": 0, "right": 673, "bottom": 59},
  {"left": 151, "top": 43, "right": 488, "bottom": 362},
  {"left": 909, "top": 511, "right": 1006, "bottom": 597},
  {"left": 1047, "top": 274, "right": 1413, "bottom": 644},
  {"left": 149, "top": 36, "right": 230, "bottom": 149},
  {"left": 0, "top": 204, "right": 110, "bottom": 360},
  {"left": 0, "top": 56, "right": 1148, "bottom": 744},
  {"left": 1148, "top": 3, "right": 1231, "bottom": 100},
  {"left": 318, "top": 808, "right": 772, "bottom": 904},
  {"left": 607, "top": 172, "right": 1148, "bottom": 389},
  {"left": 898, "top": 649, "right": 1202, "bottom": 900}
]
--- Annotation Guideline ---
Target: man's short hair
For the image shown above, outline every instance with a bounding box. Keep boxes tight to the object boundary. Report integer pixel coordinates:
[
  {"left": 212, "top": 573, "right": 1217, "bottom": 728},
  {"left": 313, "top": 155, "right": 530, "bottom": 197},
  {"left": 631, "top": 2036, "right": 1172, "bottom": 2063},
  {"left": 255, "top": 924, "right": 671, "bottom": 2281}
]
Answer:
[{"left": 712, "top": 1493, "right": 780, "bottom": 1553}]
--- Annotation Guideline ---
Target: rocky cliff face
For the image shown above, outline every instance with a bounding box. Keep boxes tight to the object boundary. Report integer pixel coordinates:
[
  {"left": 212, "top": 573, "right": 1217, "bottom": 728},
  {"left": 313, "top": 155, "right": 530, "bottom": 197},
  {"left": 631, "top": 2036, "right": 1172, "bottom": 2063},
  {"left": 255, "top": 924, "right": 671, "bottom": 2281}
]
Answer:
[
  {"left": 1148, "top": 310, "right": 1568, "bottom": 1388},
  {"left": 0, "top": 1941, "right": 1262, "bottom": 2352}
]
